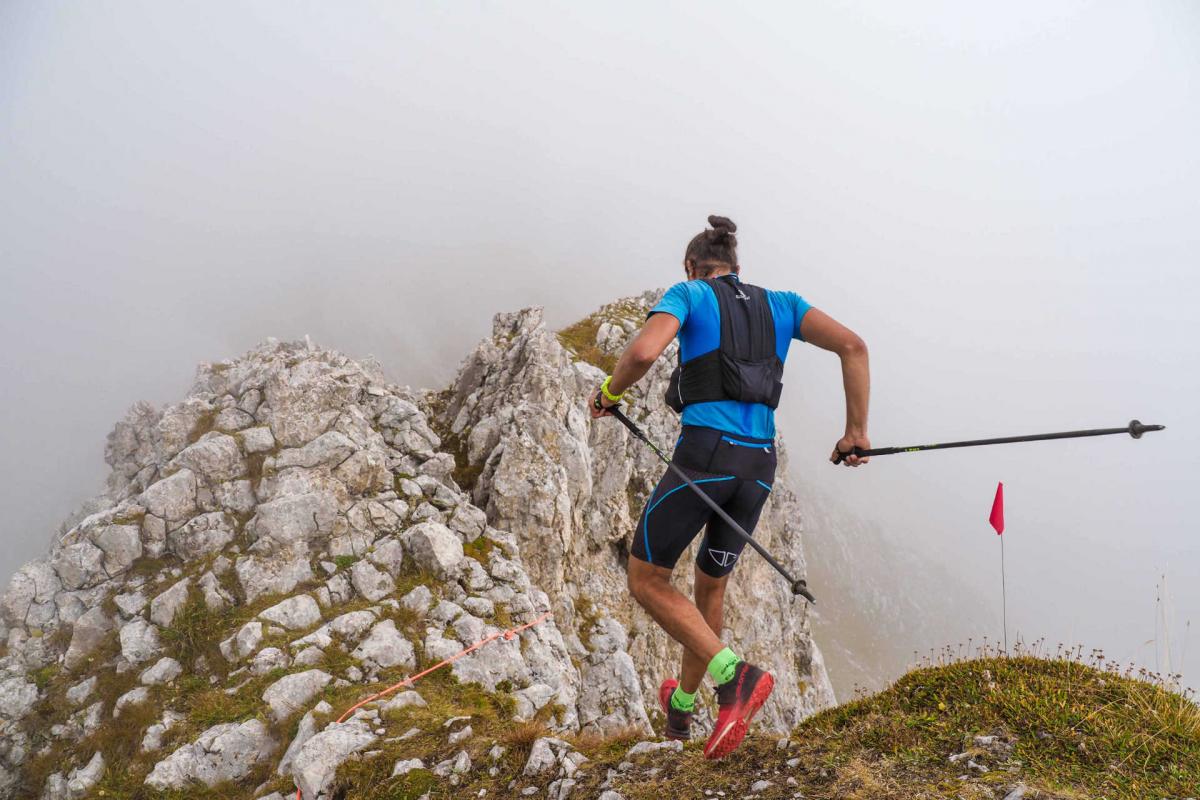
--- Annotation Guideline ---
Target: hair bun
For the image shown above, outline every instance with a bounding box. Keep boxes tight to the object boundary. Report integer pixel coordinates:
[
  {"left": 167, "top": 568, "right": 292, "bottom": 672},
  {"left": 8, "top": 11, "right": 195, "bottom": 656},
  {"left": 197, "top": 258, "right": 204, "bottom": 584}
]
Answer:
[{"left": 707, "top": 215, "right": 737, "bottom": 234}]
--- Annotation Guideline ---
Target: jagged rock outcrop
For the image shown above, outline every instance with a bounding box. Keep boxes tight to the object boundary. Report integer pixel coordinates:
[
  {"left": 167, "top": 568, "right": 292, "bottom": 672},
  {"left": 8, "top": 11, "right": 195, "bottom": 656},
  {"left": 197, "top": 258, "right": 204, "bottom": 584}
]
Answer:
[
  {"left": 0, "top": 296, "right": 833, "bottom": 799},
  {"left": 437, "top": 295, "right": 835, "bottom": 732}
]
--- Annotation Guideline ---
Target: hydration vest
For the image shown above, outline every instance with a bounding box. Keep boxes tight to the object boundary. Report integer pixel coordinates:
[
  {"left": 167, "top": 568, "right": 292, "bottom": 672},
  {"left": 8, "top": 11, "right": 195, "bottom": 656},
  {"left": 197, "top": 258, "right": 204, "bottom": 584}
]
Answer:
[{"left": 665, "top": 274, "right": 785, "bottom": 413}]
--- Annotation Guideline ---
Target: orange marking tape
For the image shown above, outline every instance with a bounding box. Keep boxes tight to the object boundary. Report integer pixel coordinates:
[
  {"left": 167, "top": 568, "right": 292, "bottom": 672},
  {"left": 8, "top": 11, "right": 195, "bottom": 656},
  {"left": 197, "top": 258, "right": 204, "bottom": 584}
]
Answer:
[{"left": 294, "top": 610, "right": 553, "bottom": 800}]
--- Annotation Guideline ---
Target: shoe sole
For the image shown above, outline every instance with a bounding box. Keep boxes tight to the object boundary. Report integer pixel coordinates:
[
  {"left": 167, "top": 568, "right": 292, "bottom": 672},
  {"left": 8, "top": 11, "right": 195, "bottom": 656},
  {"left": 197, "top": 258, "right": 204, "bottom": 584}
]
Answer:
[{"left": 703, "top": 672, "right": 774, "bottom": 759}]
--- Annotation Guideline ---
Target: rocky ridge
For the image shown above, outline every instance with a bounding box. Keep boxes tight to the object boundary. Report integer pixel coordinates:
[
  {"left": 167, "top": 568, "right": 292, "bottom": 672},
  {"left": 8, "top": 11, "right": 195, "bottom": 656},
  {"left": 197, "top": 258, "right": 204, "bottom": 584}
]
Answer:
[{"left": 0, "top": 293, "right": 833, "bottom": 799}]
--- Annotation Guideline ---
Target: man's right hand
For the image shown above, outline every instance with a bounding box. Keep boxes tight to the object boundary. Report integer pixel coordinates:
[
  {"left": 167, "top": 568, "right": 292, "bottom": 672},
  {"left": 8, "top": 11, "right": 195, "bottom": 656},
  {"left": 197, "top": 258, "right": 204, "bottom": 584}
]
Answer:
[{"left": 831, "top": 434, "right": 871, "bottom": 467}]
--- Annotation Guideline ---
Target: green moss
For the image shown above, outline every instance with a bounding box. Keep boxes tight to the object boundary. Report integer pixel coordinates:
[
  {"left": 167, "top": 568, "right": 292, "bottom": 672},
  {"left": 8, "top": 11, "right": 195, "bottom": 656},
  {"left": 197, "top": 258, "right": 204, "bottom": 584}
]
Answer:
[{"left": 334, "top": 554, "right": 359, "bottom": 571}]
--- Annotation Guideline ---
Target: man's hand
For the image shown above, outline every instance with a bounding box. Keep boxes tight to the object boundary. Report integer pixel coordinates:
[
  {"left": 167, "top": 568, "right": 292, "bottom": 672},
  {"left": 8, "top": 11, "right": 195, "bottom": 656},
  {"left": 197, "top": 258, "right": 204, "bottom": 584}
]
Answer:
[
  {"left": 831, "top": 434, "right": 871, "bottom": 467},
  {"left": 590, "top": 388, "right": 617, "bottom": 419}
]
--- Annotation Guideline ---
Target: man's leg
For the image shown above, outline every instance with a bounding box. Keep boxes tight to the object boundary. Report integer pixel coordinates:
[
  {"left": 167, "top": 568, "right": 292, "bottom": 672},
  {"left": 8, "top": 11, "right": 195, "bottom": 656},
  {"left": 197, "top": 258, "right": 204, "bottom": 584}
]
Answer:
[
  {"left": 626, "top": 556, "right": 723, "bottom": 666},
  {"left": 679, "top": 566, "right": 729, "bottom": 695}
]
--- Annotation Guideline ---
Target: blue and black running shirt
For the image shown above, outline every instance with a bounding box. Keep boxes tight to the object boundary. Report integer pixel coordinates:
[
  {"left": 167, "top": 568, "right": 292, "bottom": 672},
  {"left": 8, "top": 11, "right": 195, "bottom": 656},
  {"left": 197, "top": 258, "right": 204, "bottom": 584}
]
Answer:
[{"left": 648, "top": 276, "right": 812, "bottom": 440}]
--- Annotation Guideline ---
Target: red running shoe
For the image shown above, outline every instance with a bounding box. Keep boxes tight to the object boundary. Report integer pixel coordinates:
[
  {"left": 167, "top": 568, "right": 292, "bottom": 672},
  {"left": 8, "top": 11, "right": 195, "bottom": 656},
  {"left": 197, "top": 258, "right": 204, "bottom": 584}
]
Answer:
[
  {"left": 658, "top": 678, "right": 693, "bottom": 741},
  {"left": 703, "top": 661, "right": 774, "bottom": 759}
]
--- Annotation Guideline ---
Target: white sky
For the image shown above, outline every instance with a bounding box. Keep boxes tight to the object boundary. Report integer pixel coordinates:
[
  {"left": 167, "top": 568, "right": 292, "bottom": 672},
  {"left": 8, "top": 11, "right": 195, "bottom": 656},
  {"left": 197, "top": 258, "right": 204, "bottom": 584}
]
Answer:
[{"left": 2, "top": 1, "right": 1197, "bottom": 684}]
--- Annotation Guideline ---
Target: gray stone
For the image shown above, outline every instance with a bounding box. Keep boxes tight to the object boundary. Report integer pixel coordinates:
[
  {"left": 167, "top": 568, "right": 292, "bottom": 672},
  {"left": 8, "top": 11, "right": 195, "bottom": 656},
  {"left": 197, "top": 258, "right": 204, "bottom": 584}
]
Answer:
[
  {"left": 214, "top": 406, "right": 255, "bottom": 432},
  {"left": 448, "top": 724, "right": 473, "bottom": 745},
  {"left": 351, "top": 620, "right": 415, "bottom": 670},
  {"left": 401, "top": 522, "right": 465, "bottom": 578},
  {"left": 399, "top": 585, "right": 433, "bottom": 617},
  {"left": 113, "top": 591, "right": 148, "bottom": 617},
  {"left": 142, "top": 711, "right": 184, "bottom": 753},
  {"left": 367, "top": 537, "right": 405, "bottom": 577},
  {"left": 625, "top": 740, "right": 683, "bottom": 759},
  {"left": 65, "top": 676, "right": 98, "bottom": 706},
  {"left": 274, "top": 431, "right": 357, "bottom": 470},
  {"left": 114, "top": 687, "right": 151, "bottom": 716},
  {"left": 65, "top": 752, "right": 104, "bottom": 795},
  {"left": 51, "top": 540, "right": 107, "bottom": 590},
  {"left": 119, "top": 618, "right": 162, "bottom": 665},
  {"left": 391, "top": 758, "right": 425, "bottom": 776},
  {"left": 140, "top": 469, "right": 197, "bottom": 527},
  {"left": 144, "top": 719, "right": 275, "bottom": 789},
  {"left": 262, "top": 669, "right": 332, "bottom": 721},
  {"left": 168, "top": 432, "right": 246, "bottom": 483},
  {"left": 198, "top": 571, "right": 233, "bottom": 611},
  {"left": 215, "top": 479, "right": 257, "bottom": 516},
  {"left": 93, "top": 523, "right": 143, "bottom": 576},
  {"left": 240, "top": 426, "right": 276, "bottom": 454},
  {"left": 276, "top": 700, "right": 332, "bottom": 776},
  {"left": 750, "top": 779, "right": 773, "bottom": 792},
  {"left": 140, "top": 657, "right": 183, "bottom": 686},
  {"left": 221, "top": 620, "right": 265, "bottom": 662},
  {"left": 247, "top": 492, "right": 339, "bottom": 550},
  {"left": 523, "top": 737, "right": 571, "bottom": 776},
  {"left": 64, "top": 606, "right": 114, "bottom": 670},
  {"left": 448, "top": 503, "right": 488, "bottom": 541},
  {"left": 0, "top": 676, "right": 38, "bottom": 719},
  {"left": 291, "top": 720, "right": 377, "bottom": 800},
  {"left": 149, "top": 578, "right": 191, "bottom": 627},
  {"left": 168, "top": 512, "right": 235, "bottom": 560},
  {"left": 381, "top": 691, "right": 427, "bottom": 714},
  {"left": 513, "top": 683, "right": 557, "bottom": 722},
  {"left": 250, "top": 647, "right": 291, "bottom": 676},
  {"left": 235, "top": 548, "right": 315, "bottom": 604},
  {"left": 350, "top": 560, "right": 395, "bottom": 602},
  {"left": 259, "top": 594, "right": 322, "bottom": 630}
]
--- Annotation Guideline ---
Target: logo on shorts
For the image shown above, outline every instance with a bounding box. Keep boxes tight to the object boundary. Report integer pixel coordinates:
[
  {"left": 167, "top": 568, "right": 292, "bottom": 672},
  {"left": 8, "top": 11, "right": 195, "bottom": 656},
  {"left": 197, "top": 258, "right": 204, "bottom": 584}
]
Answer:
[{"left": 708, "top": 548, "right": 739, "bottom": 568}]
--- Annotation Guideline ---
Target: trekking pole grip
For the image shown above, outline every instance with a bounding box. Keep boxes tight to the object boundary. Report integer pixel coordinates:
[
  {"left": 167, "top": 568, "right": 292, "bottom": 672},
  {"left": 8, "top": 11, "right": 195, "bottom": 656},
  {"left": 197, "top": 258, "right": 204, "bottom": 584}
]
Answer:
[{"left": 831, "top": 446, "right": 867, "bottom": 465}]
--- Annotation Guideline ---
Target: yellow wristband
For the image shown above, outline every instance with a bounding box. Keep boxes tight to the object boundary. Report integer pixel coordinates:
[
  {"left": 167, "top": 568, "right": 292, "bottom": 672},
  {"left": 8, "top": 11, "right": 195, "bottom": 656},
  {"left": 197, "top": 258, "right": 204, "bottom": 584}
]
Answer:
[{"left": 600, "top": 376, "right": 625, "bottom": 403}]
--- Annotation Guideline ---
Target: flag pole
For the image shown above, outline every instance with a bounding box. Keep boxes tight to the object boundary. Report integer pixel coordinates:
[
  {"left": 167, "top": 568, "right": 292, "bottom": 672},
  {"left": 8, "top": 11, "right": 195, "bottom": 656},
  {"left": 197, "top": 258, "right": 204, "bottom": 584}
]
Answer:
[
  {"left": 989, "top": 481, "right": 1008, "bottom": 654},
  {"left": 1001, "top": 534, "right": 1008, "bottom": 654}
]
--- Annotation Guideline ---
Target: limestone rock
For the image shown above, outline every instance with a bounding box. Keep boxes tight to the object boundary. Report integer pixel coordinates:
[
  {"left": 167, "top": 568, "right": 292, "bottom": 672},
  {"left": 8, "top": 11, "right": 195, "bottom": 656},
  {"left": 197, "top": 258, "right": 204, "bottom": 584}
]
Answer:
[
  {"left": 0, "top": 677, "right": 38, "bottom": 719},
  {"left": 290, "top": 720, "right": 377, "bottom": 800},
  {"left": 140, "top": 657, "right": 183, "bottom": 686},
  {"left": 350, "top": 620, "right": 415, "bottom": 671},
  {"left": 168, "top": 432, "right": 246, "bottom": 483},
  {"left": 401, "top": 521, "right": 464, "bottom": 577},
  {"left": 149, "top": 578, "right": 191, "bottom": 627},
  {"left": 144, "top": 719, "right": 275, "bottom": 789},
  {"left": 235, "top": 547, "right": 315, "bottom": 604},
  {"left": 64, "top": 607, "right": 114, "bottom": 670},
  {"left": 262, "top": 669, "right": 332, "bottom": 721},
  {"left": 140, "top": 469, "right": 198, "bottom": 528},
  {"left": 259, "top": 595, "right": 322, "bottom": 631},
  {"left": 119, "top": 618, "right": 162, "bottom": 665},
  {"left": 276, "top": 700, "right": 331, "bottom": 776},
  {"left": 349, "top": 560, "right": 395, "bottom": 602},
  {"left": 168, "top": 512, "right": 235, "bottom": 560}
]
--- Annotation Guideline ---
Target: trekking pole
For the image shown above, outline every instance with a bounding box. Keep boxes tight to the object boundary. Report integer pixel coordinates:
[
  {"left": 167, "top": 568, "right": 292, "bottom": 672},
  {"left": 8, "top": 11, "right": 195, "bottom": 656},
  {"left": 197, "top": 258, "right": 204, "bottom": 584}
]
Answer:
[
  {"left": 833, "top": 419, "right": 1164, "bottom": 464},
  {"left": 604, "top": 405, "right": 816, "bottom": 604}
]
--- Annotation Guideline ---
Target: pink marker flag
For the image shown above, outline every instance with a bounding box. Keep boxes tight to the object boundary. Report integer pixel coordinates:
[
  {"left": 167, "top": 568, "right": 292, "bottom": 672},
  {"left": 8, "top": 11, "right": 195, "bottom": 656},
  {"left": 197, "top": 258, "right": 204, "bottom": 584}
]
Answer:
[{"left": 989, "top": 482, "right": 1005, "bottom": 535}]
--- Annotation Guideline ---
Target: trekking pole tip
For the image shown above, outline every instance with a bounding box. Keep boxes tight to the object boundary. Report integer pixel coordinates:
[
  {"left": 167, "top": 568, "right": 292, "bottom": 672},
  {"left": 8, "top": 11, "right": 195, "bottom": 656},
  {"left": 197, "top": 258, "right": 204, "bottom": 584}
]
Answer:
[{"left": 1128, "top": 419, "right": 1165, "bottom": 439}]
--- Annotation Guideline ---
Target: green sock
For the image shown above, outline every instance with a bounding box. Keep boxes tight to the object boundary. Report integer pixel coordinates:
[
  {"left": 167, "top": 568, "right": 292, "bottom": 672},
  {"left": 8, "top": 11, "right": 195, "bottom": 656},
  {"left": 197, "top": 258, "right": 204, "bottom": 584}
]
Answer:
[
  {"left": 707, "top": 646, "right": 741, "bottom": 685},
  {"left": 669, "top": 686, "right": 696, "bottom": 713}
]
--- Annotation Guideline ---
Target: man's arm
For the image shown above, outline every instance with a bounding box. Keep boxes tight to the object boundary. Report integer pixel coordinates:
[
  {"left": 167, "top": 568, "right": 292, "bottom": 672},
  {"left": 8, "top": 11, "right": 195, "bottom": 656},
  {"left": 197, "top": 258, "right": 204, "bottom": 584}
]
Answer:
[
  {"left": 798, "top": 308, "right": 871, "bottom": 466},
  {"left": 590, "top": 313, "right": 681, "bottom": 417}
]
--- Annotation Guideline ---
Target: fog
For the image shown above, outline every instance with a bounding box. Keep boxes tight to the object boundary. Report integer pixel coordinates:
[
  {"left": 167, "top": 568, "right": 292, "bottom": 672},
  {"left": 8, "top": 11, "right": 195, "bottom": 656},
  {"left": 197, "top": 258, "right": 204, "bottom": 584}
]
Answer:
[{"left": 3, "top": 2, "right": 1197, "bottom": 689}]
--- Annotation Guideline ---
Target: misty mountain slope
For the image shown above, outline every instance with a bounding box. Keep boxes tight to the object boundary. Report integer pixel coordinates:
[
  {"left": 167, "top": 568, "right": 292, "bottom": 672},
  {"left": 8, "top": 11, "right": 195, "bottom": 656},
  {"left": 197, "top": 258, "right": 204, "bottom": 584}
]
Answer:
[
  {"left": 797, "top": 483, "right": 996, "bottom": 699},
  {"left": 0, "top": 295, "right": 832, "bottom": 800}
]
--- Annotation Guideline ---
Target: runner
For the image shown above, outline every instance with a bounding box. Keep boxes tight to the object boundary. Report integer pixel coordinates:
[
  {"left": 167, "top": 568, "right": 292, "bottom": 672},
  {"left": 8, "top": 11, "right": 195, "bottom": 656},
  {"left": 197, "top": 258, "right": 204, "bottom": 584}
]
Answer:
[{"left": 590, "top": 215, "right": 872, "bottom": 758}]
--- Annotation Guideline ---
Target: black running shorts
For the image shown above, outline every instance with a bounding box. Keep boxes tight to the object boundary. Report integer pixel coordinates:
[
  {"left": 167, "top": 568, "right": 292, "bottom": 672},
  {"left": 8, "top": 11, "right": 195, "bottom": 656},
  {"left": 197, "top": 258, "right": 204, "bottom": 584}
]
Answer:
[{"left": 631, "top": 425, "right": 778, "bottom": 578}]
